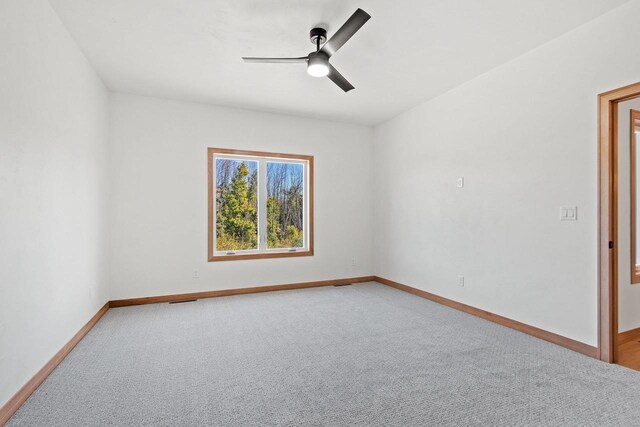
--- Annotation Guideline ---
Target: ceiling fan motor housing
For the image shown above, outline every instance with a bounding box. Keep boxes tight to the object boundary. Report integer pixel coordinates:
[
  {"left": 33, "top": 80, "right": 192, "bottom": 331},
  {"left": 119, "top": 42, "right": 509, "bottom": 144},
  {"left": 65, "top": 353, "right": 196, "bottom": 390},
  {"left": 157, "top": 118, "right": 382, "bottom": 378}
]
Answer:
[
  {"left": 307, "top": 50, "right": 330, "bottom": 77},
  {"left": 309, "top": 27, "right": 327, "bottom": 46}
]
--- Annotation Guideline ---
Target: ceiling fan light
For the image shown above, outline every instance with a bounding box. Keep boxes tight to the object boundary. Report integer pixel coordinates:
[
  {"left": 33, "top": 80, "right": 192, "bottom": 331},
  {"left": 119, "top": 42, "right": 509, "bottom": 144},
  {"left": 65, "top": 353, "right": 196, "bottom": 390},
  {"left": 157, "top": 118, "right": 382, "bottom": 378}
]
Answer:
[
  {"left": 307, "top": 54, "right": 329, "bottom": 77},
  {"left": 307, "top": 63, "right": 329, "bottom": 77}
]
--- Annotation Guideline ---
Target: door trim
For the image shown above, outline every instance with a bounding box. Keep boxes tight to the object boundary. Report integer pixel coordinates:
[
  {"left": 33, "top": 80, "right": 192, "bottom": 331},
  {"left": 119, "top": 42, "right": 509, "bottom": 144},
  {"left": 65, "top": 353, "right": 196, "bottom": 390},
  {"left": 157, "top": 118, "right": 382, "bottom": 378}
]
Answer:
[
  {"left": 629, "top": 109, "right": 640, "bottom": 284},
  {"left": 598, "top": 81, "right": 640, "bottom": 362}
]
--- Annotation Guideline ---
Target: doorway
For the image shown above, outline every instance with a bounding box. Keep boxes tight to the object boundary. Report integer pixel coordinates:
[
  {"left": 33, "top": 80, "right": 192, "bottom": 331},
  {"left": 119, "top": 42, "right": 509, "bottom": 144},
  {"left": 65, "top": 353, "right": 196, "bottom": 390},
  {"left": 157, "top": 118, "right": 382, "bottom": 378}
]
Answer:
[{"left": 598, "top": 82, "right": 640, "bottom": 365}]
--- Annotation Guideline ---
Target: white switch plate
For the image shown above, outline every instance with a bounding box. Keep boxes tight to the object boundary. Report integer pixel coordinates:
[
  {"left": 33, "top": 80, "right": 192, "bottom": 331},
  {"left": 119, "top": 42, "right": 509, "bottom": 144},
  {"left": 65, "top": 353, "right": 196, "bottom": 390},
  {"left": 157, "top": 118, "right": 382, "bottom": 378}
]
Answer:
[
  {"left": 457, "top": 177, "right": 464, "bottom": 188},
  {"left": 560, "top": 206, "right": 578, "bottom": 221}
]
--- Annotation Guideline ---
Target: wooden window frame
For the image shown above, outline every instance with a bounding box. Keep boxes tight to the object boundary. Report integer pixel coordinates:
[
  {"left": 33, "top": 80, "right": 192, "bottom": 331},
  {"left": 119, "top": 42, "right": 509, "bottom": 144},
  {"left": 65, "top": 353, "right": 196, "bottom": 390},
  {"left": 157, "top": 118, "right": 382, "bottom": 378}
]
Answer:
[
  {"left": 631, "top": 110, "right": 640, "bottom": 284},
  {"left": 207, "top": 147, "right": 314, "bottom": 262}
]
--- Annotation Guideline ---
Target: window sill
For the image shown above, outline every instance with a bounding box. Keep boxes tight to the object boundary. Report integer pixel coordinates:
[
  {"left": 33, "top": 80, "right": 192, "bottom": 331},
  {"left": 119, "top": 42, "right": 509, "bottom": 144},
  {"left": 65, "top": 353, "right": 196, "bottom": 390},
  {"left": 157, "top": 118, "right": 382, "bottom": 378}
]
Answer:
[{"left": 208, "top": 250, "right": 314, "bottom": 262}]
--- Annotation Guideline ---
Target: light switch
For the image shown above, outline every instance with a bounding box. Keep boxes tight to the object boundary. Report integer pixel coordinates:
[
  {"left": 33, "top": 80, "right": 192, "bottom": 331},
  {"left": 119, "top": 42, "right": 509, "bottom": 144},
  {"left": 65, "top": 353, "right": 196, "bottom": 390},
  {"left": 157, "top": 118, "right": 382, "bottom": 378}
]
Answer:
[
  {"left": 560, "top": 206, "right": 578, "bottom": 221},
  {"left": 457, "top": 177, "right": 464, "bottom": 188}
]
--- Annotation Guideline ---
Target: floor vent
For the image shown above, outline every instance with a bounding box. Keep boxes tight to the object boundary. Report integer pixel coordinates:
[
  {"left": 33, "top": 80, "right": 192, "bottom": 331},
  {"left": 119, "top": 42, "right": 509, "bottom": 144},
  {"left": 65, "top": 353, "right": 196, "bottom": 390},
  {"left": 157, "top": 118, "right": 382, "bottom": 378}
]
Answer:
[
  {"left": 169, "top": 299, "right": 198, "bottom": 304},
  {"left": 334, "top": 283, "right": 352, "bottom": 287}
]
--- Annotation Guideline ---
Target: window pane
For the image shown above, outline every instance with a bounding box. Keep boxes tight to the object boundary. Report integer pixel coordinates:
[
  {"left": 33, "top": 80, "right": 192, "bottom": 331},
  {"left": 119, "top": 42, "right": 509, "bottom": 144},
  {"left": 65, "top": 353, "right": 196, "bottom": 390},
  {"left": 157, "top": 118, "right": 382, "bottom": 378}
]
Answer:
[
  {"left": 267, "top": 162, "right": 304, "bottom": 249},
  {"left": 215, "top": 158, "right": 258, "bottom": 251}
]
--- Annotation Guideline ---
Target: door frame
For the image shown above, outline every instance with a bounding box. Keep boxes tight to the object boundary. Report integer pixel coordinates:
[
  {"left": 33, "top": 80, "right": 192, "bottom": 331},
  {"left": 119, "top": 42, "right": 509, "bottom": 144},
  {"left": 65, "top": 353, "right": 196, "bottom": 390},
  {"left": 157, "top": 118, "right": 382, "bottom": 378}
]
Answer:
[{"left": 598, "top": 81, "right": 640, "bottom": 362}]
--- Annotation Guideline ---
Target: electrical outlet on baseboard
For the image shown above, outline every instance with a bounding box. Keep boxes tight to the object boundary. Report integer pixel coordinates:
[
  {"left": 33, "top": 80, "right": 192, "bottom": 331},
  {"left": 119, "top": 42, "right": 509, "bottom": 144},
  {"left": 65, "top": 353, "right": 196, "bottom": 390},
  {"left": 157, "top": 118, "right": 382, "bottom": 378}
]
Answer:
[
  {"left": 458, "top": 275, "right": 464, "bottom": 287},
  {"left": 193, "top": 269, "right": 200, "bottom": 279}
]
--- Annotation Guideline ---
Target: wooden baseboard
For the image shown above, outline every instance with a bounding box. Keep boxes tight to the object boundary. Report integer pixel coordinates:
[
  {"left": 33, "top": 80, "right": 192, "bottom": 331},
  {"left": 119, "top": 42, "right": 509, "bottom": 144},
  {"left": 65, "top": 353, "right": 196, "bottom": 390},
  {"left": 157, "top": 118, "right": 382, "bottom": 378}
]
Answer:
[
  {"left": 374, "top": 276, "right": 598, "bottom": 358},
  {"left": 618, "top": 327, "right": 640, "bottom": 345},
  {"left": 0, "top": 302, "right": 109, "bottom": 426},
  {"left": 108, "top": 276, "right": 377, "bottom": 307}
]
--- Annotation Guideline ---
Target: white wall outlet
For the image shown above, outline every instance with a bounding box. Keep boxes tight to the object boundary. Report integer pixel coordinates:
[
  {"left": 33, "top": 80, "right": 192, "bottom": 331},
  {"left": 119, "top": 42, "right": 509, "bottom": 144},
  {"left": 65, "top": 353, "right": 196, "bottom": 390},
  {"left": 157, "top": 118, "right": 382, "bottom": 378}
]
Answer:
[
  {"left": 458, "top": 275, "right": 465, "bottom": 287},
  {"left": 351, "top": 258, "right": 357, "bottom": 267},
  {"left": 192, "top": 269, "right": 200, "bottom": 279},
  {"left": 457, "top": 177, "right": 464, "bottom": 188},
  {"left": 560, "top": 206, "right": 578, "bottom": 221}
]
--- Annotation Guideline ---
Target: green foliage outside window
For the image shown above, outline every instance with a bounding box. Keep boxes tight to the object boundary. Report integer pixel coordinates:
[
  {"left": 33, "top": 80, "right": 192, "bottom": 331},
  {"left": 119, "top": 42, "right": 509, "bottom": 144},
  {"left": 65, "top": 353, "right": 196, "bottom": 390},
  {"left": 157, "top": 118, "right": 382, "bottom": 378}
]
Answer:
[
  {"left": 216, "top": 160, "right": 258, "bottom": 251},
  {"left": 215, "top": 159, "right": 304, "bottom": 251},
  {"left": 267, "top": 162, "right": 304, "bottom": 249}
]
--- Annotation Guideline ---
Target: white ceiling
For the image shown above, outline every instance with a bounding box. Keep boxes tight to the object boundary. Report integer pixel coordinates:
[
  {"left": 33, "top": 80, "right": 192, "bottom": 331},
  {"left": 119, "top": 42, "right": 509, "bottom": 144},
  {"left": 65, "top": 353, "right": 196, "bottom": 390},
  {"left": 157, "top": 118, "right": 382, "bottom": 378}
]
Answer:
[{"left": 49, "top": 0, "right": 627, "bottom": 126}]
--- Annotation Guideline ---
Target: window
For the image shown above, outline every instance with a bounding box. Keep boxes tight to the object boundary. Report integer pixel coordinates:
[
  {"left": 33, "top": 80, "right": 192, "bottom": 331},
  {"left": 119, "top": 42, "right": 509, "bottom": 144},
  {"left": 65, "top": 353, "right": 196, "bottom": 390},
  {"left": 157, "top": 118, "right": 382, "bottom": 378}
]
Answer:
[{"left": 208, "top": 148, "right": 313, "bottom": 261}]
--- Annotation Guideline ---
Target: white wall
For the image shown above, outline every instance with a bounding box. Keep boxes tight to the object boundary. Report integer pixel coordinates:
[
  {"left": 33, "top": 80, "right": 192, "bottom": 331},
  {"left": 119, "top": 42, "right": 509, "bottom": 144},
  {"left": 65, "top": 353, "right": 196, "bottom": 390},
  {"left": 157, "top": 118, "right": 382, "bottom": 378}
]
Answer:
[
  {"left": 0, "top": 0, "right": 109, "bottom": 407},
  {"left": 617, "top": 98, "right": 640, "bottom": 333},
  {"left": 372, "top": 0, "right": 640, "bottom": 346},
  {"left": 108, "top": 93, "right": 374, "bottom": 300}
]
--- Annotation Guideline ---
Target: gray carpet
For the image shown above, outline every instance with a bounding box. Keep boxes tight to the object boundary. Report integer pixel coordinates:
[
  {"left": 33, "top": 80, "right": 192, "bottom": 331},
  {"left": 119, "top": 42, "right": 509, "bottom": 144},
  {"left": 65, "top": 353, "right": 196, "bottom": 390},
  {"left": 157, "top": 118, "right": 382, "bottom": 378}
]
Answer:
[{"left": 7, "top": 282, "right": 640, "bottom": 426}]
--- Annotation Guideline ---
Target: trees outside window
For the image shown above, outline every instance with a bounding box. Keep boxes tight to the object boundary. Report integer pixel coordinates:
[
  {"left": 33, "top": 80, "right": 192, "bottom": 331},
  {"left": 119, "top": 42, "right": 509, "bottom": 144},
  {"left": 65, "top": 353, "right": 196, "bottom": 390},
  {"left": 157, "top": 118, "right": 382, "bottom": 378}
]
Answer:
[
  {"left": 208, "top": 148, "right": 313, "bottom": 261},
  {"left": 267, "top": 162, "right": 304, "bottom": 249},
  {"left": 215, "top": 159, "right": 258, "bottom": 251}
]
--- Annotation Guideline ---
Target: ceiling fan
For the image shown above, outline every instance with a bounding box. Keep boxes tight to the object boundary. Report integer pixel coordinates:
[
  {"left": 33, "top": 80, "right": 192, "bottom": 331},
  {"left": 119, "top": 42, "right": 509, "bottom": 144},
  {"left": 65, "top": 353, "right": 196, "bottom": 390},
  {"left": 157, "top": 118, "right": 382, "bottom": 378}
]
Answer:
[{"left": 242, "top": 8, "right": 371, "bottom": 92}]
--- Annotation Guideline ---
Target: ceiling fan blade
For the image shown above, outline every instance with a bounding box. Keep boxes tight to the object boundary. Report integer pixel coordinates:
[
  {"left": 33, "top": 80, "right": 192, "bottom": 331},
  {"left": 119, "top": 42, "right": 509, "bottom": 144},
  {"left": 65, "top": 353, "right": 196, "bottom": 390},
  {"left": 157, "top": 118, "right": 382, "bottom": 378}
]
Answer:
[
  {"left": 242, "top": 56, "right": 308, "bottom": 63},
  {"left": 327, "top": 64, "right": 354, "bottom": 92},
  {"left": 321, "top": 8, "right": 371, "bottom": 57}
]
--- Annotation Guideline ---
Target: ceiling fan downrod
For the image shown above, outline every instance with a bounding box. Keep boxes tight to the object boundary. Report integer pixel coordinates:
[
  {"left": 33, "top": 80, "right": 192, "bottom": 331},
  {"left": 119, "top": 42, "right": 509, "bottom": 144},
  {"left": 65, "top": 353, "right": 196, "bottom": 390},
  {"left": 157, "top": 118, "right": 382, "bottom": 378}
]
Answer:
[{"left": 309, "top": 27, "right": 327, "bottom": 52}]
